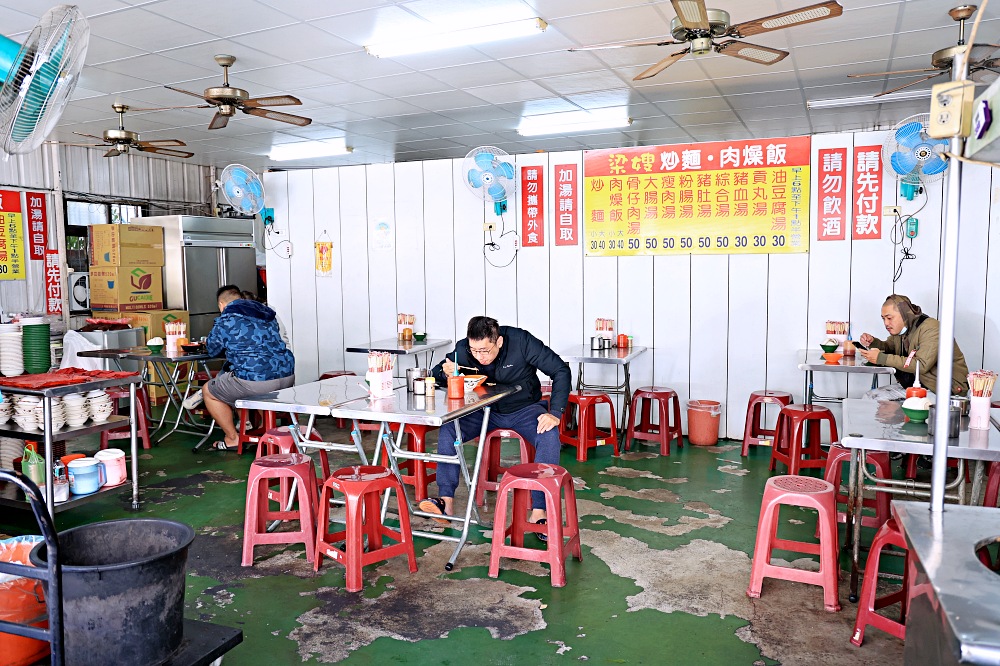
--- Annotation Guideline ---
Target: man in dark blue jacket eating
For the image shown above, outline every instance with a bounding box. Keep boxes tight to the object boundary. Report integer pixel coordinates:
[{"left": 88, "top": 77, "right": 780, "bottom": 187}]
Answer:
[
  {"left": 202, "top": 285, "right": 295, "bottom": 451},
  {"left": 420, "top": 316, "right": 571, "bottom": 537}
]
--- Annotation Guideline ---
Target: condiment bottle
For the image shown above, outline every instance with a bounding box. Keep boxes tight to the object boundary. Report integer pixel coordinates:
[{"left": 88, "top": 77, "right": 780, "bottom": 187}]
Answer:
[
  {"left": 424, "top": 377, "right": 435, "bottom": 396},
  {"left": 447, "top": 375, "right": 465, "bottom": 399},
  {"left": 617, "top": 333, "right": 628, "bottom": 348}
]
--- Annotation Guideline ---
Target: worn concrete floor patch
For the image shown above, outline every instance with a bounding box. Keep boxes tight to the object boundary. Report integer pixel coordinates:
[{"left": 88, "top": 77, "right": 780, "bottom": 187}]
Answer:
[
  {"left": 290, "top": 541, "right": 544, "bottom": 663},
  {"left": 187, "top": 525, "right": 318, "bottom": 584},
  {"left": 576, "top": 498, "right": 730, "bottom": 536},
  {"left": 620, "top": 451, "right": 659, "bottom": 461},
  {"left": 718, "top": 464, "right": 751, "bottom": 477},
  {"left": 141, "top": 470, "right": 243, "bottom": 503},
  {"left": 599, "top": 483, "right": 680, "bottom": 503},
  {"left": 599, "top": 466, "right": 663, "bottom": 479},
  {"left": 582, "top": 530, "right": 904, "bottom": 665}
]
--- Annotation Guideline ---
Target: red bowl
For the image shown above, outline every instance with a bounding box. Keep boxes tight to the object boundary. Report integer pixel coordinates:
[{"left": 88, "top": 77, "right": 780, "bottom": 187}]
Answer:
[{"left": 821, "top": 352, "right": 843, "bottom": 364}]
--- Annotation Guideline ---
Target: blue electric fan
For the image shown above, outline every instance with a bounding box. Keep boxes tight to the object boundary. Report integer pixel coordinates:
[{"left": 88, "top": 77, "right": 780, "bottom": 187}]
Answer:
[
  {"left": 0, "top": 5, "right": 90, "bottom": 156},
  {"left": 465, "top": 146, "right": 516, "bottom": 216},
  {"left": 219, "top": 164, "right": 266, "bottom": 216},
  {"left": 883, "top": 114, "right": 950, "bottom": 201}
]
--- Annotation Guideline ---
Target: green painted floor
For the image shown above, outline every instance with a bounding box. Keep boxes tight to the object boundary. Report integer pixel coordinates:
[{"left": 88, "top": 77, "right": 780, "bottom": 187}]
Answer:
[{"left": 1, "top": 424, "right": 906, "bottom": 665}]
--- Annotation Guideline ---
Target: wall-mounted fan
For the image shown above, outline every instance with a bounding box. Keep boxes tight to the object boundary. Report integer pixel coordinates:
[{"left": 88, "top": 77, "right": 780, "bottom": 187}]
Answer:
[
  {"left": 165, "top": 55, "right": 311, "bottom": 130},
  {"left": 464, "top": 146, "right": 516, "bottom": 215},
  {"left": 883, "top": 114, "right": 950, "bottom": 200},
  {"left": 0, "top": 4, "right": 90, "bottom": 155},
  {"left": 569, "top": 0, "right": 842, "bottom": 81},
  {"left": 850, "top": 6, "right": 1000, "bottom": 98},
  {"left": 66, "top": 104, "right": 193, "bottom": 158},
  {"left": 218, "top": 164, "right": 265, "bottom": 216}
]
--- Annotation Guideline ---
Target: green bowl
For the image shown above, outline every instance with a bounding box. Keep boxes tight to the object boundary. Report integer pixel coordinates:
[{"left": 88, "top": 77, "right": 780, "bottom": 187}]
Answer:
[
  {"left": 819, "top": 342, "right": 839, "bottom": 353},
  {"left": 146, "top": 344, "right": 164, "bottom": 354},
  {"left": 413, "top": 333, "right": 427, "bottom": 342},
  {"left": 900, "top": 406, "right": 929, "bottom": 423}
]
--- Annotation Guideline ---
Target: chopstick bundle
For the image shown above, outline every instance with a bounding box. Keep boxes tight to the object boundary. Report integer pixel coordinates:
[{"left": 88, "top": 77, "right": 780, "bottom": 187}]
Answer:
[
  {"left": 368, "top": 351, "right": 394, "bottom": 373},
  {"left": 825, "top": 320, "right": 848, "bottom": 335},
  {"left": 968, "top": 370, "right": 997, "bottom": 397}
]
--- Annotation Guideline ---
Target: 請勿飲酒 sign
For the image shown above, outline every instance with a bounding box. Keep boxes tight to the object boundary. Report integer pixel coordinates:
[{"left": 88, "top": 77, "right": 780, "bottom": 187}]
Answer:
[
  {"left": 583, "top": 136, "right": 810, "bottom": 256},
  {"left": 0, "top": 190, "right": 26, "bottom": 279}
]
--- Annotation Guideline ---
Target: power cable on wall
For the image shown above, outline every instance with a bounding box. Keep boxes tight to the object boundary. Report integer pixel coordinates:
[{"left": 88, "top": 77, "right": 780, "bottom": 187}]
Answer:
[{"left": 890, "top": 187, "right": 928, "bottom": 285}]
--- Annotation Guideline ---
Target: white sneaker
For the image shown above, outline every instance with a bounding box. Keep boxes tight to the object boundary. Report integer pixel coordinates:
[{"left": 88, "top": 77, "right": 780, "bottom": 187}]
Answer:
[{"left": 182, "top": 388, "right": 204, "bottom": 410}]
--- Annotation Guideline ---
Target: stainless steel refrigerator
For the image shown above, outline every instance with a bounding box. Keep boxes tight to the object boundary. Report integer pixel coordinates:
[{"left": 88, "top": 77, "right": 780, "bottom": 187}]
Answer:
[{"left": 133, "top": 215, "right": 258, "bottom": 340}]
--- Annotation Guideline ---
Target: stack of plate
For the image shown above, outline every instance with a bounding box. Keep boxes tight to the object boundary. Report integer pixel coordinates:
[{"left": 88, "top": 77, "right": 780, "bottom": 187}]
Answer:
[
  {"left": 0, "top": 437, "right": 22, "bottom": 468},
  {"left": 12, "top": 395, "right": 41, "bottom": 430},
  {"left": 0, "top": 399, "right": 10, "bottom": 424},
  {"left": 63, "top": 392, "right": 89, "bottom": 426},
  {"left": 20, "top": 317, "right": 50, "bottom": 375},
  {"left": 31, "top": 396, "right": 66, "bottom": 430},
  {"left": 87, "top": 390, "right": 113, "bottom": 423},
  {"left": 0, "top": 324, "right": 23, "bottom": 377}
]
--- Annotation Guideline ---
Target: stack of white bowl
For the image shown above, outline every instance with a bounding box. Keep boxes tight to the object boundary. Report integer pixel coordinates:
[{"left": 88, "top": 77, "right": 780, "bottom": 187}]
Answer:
[
  {"left": 63, "top": 392, "right": 89, "bottom": 426},
  {"left": 0, "top": 437, "right": 22, "bottom": 468},
  {"left": 0, "top": 324, "right": 23, "bottom": 377},
  {"left": 86, "top": 390, "right": 113, "bottom": 423},
  {"left": 0, "top": 399, "right": 11, "bottom": 424},
  {"left": 12, "top": 395, "right": 41, "bottom": 430}
]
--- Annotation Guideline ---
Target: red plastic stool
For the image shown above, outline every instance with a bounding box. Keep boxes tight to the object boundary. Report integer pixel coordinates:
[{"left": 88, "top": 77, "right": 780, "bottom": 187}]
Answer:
[
  {"left": 101, "top": 385, "right": 153, "bottom": 450},
  {"left": 476, "top": 429, "right": 535, "bottom": 508},
  {"left": 823, "top": 445, "right": 892, "bottom": 531},
  {"left": 851, "top": 518, "right": 909, "bottom": 646},
  {"left": 242, "top": 452, "right": 319, "bottom": 566},
  {"left": 770, "top": 404, "right": 837, "bottom": 475},
  {"left": 985, "top": 462, "right": 1000, "bottom": 508},
  {"left": 378, "top": 423, "right": 439, "bottom": 501},
  {"left": 257, "top": 427, "right": 328, "bottom": 504},
  {"left": 315, "top": 465, "right": 417, "bottom": 592},
  {"left": 625, "top": 386, "right": 682, "bottom": 456},
  {"left": 903, "top": 454, "right": 971, "bottom": 482},
  {"left": 742, "top": 390, "right": 793, "bottom": 456},
  {"left": 559, "top": 390, "right": 618, "bottom": 461},
  {"left": 488, "top": 463, "right": 582, "bottom": 587},
  {"left": 747, "top": 475, "right": 841, "bottom": 611}
]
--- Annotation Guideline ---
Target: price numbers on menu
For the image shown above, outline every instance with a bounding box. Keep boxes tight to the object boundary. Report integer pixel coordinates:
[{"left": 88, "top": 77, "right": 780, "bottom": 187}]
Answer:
[{"left": 588, "top": 233, "right": 789, "bottom": 253}]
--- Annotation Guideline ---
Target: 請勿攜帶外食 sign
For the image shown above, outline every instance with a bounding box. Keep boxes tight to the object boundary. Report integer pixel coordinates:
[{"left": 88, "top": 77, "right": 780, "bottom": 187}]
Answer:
[{"left": 583, "top": 136, "right": 810, "bottom": 256}]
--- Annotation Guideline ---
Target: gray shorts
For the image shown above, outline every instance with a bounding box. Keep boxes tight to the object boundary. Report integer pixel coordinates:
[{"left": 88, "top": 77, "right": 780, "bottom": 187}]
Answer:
[{"left": 206, "top": 372, "right": 295, "bottom": 406}]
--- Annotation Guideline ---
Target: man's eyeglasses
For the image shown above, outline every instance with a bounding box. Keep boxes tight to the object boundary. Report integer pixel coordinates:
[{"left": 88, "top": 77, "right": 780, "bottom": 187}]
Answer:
[{"left": 468, "top": 343, "right": 496, "bottom": 358}]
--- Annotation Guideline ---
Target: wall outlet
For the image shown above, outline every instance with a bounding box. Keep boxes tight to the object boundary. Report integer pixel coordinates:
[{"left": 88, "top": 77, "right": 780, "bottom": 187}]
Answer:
[
  {"left": 483, "top": 222, "right": 495, "bottom": 232},
  {"left": 883, "top": 205, "right": 902, "bottom": 216},
  {"left": 929, "top": 80, "right": 975, "bottom": 138}
]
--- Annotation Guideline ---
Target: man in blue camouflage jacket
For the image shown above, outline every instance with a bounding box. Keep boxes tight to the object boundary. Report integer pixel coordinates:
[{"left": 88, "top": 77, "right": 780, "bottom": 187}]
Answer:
[{"left": 202, "top": 285, "right": 295, "bottom": 450}]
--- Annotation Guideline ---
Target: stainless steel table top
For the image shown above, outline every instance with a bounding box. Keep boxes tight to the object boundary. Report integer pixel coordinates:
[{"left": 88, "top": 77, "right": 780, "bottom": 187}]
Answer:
[
  {"left": 345, "top": 338, "right": 452, "bottom": 356},
  {"left": 235, "top": 375, "right": 404, "bottom": 415},
  {"left": 0, "top": 373, "right": 142, "bottom": 398},
  {"left": 78, "top": 346, "right": 214, "bottom": 363},
  {"left": 797, "top": 350, "right": 897, "bottom": 375},
  {"left": 560, "top": 344, "right": 648, "bottom": 364},
  {"left": 329, "top": 384, "right": 519, "bottom": 427},
  {"left": 894, "top": 500, "right": 1000, "bottom": 664},
  {"left": 840, "top": 398, "right": 1000, "bottom": 461}
]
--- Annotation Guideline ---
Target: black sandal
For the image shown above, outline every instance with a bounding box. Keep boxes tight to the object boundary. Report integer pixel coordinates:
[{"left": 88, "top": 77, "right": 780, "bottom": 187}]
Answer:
[{"left": 532, "top": 518, "right": 548, "bottom": 542}]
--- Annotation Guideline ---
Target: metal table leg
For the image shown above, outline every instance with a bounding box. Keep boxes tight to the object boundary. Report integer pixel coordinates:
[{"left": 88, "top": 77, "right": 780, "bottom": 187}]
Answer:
[{"left": 848, "top": 447, "right": 865, "bottom": 602}]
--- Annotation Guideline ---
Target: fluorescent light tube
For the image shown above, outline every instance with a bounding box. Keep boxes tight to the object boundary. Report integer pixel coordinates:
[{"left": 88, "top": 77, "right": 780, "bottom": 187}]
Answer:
[
  {"left": 365, "top": 18, "right": 547, "bottom": 58},
  {"left": 517, "top": 109, "right": 632, "bottom": 136},
  {"left": 806, "top": 89, "right": 932, "bottom": 109},
  {"left": 269, "top": 139, "right": 351, "bottom": 161}
]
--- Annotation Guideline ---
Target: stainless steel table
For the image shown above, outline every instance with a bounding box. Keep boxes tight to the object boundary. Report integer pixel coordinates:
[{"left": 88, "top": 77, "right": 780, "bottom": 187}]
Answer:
[
  {"left": 329, "top": 383, "right": 519, "bottom": 570},
  {"left": 560, "top": 344, "right": 648, "bottom": 445},
  {"left": 797, "top": 350, "right": 896, "bottom": 405},
  {"left": 840, "top": 398, "right": 1000, "bottom": 600},
  {"left": 0, "top": 375, "right": 143, "bottom": 516},
  {"left": 345, "top": 337, "right": 452, "bottom": 373}
]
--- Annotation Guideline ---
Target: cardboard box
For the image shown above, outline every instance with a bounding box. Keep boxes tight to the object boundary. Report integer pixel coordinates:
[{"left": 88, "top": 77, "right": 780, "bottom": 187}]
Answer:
[
  {"left": 113, "top": 310, "right": 190, "bottom": 342},
  {"left": 89, "top": 224, "right": 165, "bottom": 267},
  {"left": 89, "top": 265, "right": 163, "bottom": 312}
]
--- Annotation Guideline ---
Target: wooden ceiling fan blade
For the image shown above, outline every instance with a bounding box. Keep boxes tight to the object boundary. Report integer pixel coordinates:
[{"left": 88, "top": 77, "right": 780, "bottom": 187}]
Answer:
[
  {"left": 716, "top": 41, "right": 788, "bottom": 65},
  {"left": 243, "top": 95, "right": 302, "bottom": 108},
  {"left": 166, "top": 85, "right": 217, "bottom": 103},
  {"left": 129, "top": 104, "right": 213, "bottom": 111},
  {"left": 633, "top": 49, "right": 690, "bottom": 81},
  {"left": 208, "top": 112, "right": 230, "bottom": 130},
  {"left": 103, "top": 148, "right": 122, "bottom": 158},
  {"left": 137, "top": 139, "right": 187, "bottom": 148},
  {"left": 671, "top": 0, "right": 709, "bottom": 31},
  {"left": 848, "top": 67, "right": 942, "bottom": 78},
  {"left": 137, "top": 146, "right": 194, "bottom": 158},
  {"left": 874, "top": 72, "right": 945, "bottom": 97},
  {"left": 729, "top": 0, "right": 843, "bottom": 38},
  {"left": 73, "top": 132, "right": 106, "bottom": 141},
  {"left": 243, "top": 107, "right": 313, "bottom": 126},
  {"left": 570, "top": 38, "right": 682, "bottom": 52}
]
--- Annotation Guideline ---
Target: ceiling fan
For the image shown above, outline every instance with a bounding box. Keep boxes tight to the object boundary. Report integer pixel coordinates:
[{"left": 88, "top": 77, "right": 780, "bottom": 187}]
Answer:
[
  {"left": 569, "top": 0, "right": 843, "bottom": 81},
  {"left": 848, "top": 5, "right": 1000, "bottom": 97},
  {"left": 164, "top": 54, "right": 312, "bottom": 130},
  {"left": 67, "top": 103, "right": 193, "bottom": 158}
]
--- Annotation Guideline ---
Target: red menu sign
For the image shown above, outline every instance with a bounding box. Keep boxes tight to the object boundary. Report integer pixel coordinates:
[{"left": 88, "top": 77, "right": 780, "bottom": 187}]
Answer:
[
  {"left": 26, "top": 191, "right": 47, "bottom": 260},
  {"left": 555, "top": 164, "right": 578, "bottom": 246},
  {"left": 45, "top": 249, "right": 62, "bottom": 315},
  {"left": 817, "top": 148, "right": 847, "bottom": 241},
  {"left": 852, "top": 145, "right": 883, "bottom": 240},
  {"left": 520, "top": 166, "right": 544, "bottom": 247}
]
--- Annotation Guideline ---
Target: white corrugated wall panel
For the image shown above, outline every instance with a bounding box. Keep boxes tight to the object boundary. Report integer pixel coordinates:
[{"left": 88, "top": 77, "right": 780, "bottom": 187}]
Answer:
[
  {"left": 313, "top": 168, "right": 346, "bottom": 376},
  {"left": 339, "top": 165, "right": 371, "bottom": 376},
  {"left": 423, "top": 159, "right": 456, "bottom": 352},
  {"left": 287, "top": 170, "right": 319, "bottom": 382},
  {"left": 365, "top": 163, "right": 398, "bottom": 347}
]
